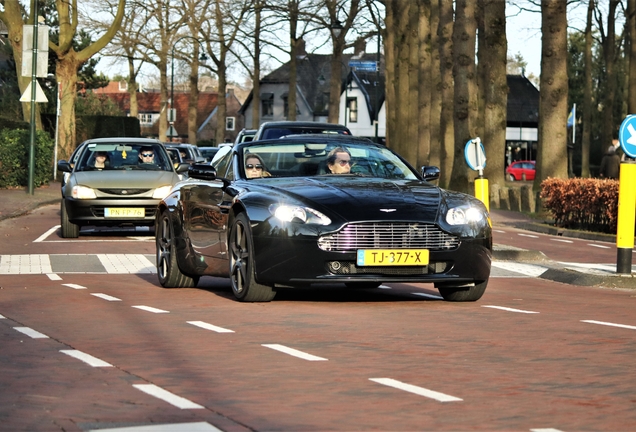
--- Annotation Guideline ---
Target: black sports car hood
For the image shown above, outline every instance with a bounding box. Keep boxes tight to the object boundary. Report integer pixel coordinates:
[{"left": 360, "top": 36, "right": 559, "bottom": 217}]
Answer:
[{"left": 248, "top": 176, "right": 443, "bottom": 223}]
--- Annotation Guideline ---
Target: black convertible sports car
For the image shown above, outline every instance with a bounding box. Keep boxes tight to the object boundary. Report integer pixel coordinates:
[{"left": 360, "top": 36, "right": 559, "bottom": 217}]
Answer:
[{"left": 155, "top": 135, "right": 492, "bottom": 302}]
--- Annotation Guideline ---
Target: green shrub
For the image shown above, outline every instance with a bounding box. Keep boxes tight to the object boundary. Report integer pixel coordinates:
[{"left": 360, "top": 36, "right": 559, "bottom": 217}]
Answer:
[
  {"left": 540, "top": 177, "right": 618, "bottom": 233},
  {"left": 0, "top": 128, "right": 54, "bottom": 188}
]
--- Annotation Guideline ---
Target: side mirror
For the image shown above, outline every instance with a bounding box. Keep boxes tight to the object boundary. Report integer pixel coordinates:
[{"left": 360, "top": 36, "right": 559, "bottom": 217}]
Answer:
[
  {"left": 175, "top": 163, "right": 190, "bottom": 173},
  {"left": 58, "top": 160, "right": 72, "bottom": 173},
  {"left": 189, "top": 164, "right": 231, "bottom": 188},
  {"left": 421, "top": 166, "right": 440, "bottom": 181}
]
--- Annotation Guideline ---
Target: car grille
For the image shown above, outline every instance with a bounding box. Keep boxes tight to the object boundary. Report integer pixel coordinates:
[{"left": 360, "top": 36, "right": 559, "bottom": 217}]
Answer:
[
  {"left": 327, "top": 260, "right": 450, "bottom": 275},
  {"left": 92, "top": 206, "right": 157, "bottom": 218},
  {"left": 98, "top": 188, "right": 150, "bottom": 196},
  {"left": 318, "top": 222, "right": 460, "bottom": 252}
]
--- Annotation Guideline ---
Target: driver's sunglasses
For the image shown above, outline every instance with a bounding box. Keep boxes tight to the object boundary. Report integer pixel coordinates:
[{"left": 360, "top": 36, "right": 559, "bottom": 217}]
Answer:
[
  {"left": 246, "top": 164, "right": 263, "bottom": 170},
  {"left": 336, "top": 159, "right": 351, "bottom": 166},
  {"left": 141, "top": 153, "right": 154, "bottom": 157}
]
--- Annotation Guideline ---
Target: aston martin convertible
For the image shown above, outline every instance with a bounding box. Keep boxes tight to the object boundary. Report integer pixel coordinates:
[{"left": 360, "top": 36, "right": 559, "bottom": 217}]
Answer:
[{"left": 155, "top": 135, "right": 492, "bottom": 302}]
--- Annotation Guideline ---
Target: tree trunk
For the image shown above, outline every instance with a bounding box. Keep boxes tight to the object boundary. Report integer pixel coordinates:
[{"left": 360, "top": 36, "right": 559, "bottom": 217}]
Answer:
[
  {"left": 581, "top": 0, "right": 595, "bottom": 178},
  {"left": 56, "top": 56, "right": 81, "bottom": 160},
  {"left": 428, "top": 0, "right": 442, "bottom": 169},
  {"left": 449, "top": 0, "right": 477, "bottom": 194},
  {"left": 481, "top": 0, "right": 507, "bottom": 187},
  {"left": 384, "top": 1, "right": 397, "bottom": 148},
  {"left": 535, "top": 0, "right": 569, "bottom": 189},
  {"left": 438, "top": 0, "right": 454, "bottom": 189},
  {"left": 600, "top": 0, "right": 619, "bottom": 153},
  {"left": 251, "top": 0, "right": 262, "bottom": 129},
  {"left": 127, "top": 57, "right": 139, "bottom": 118},
  {"left": 188, "top": 54, "right": 201, "bottom": 144},
  {"left": 415, "top": 0, "right": 431, "bottom": 169},
  {"left": 629, "top": 0, "right": 636, "bottom": 113},
  {"left": 215, "top": 63, "right": 227, "bottom": 145},
  {"left": 288, "top": 0, "right": 299, "bottom": 121},
  {"left": 396, "top": 0, "right": 413, "bottom": 161},
  {"left": 330, "top": 44, "right": 345, "bottom": 124}
]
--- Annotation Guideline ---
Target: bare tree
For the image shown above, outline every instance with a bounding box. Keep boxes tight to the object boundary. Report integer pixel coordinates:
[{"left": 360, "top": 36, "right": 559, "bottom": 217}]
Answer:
[
  {"left": 428, "top": 0, "right": 442, "bottom": 169},
  {"left": 448, "top": 0, "right": 477, "bottom": 194},
  {"left": 596, "top": 0, "right": 620, "bottom": 151},
  {"left": 481, "top": 0, "right": 507, "bottom": 187},
  {"left": 629, "top": 0, "right": 636, "bottom": 115},
  {"left": 415, "top": 0, "right": 431, "bottom": 169},
  {"left": 534, "top": 0, "right": 569, "bottom": 190},
  {"left": 581, "top": 0, "right": 595, "bottom": 178},
  {"left": 438, "top": 0, "right": 454, "bottom": 188}
]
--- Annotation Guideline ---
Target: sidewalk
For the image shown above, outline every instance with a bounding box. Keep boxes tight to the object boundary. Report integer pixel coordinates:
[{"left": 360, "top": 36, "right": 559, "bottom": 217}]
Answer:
[{"left": 0, "top": 181, "right": 61, "bottom": 222}]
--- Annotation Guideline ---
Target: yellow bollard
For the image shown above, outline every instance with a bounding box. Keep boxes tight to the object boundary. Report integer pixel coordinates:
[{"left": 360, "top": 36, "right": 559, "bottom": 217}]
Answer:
[
  {"left": 616, "top": 162, "right": 636, "bottom": 274},
  {"left": 474, "top": 177, "right": 489, "bottom": 212}
]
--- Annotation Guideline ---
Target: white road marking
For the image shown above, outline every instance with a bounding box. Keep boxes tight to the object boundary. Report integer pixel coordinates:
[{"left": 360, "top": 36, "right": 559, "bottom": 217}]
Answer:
[
  {"left": 587, "top": 243, "right": 611, "bottom": 249},
  {"left": 262, "top": 344, "right": 328, "bottom": 361},
  {"left": 530, "top": 429, "right": 564, "bottom": 432},
  {"left": 581, "top": 320, "right": 636, "bottom": 330},
  {"left": 518, "top": 233, "right": 539, "bottom": 238},
  {"left": 369, "top": 378, "right": 462, "bottom": 402},
  {"left": 550, "top": 238, "right": 573, "bottom": 243},
  {"left": 91, "top": 293, "right": 121, "bottom": 302},
  {"left": 98, "top": 254, "right": 156, "bottom": 274},
  {"left": 62, "top": 283, "right": 87, "bottom": 290},
  {"left": 87, "top": 422, "right": 222, "bottom": 432},
  {"left": 411, "top": 292, "right": 443, "bottom": 299},
  {"left": 132, "top": 305, "right": 169, "bottom": 314},
  {"left": 493, "top": 229, "right": 506, "bottom": 233},
  {"left": 482, "top": 305, "right": 539, "bottom": 314},
  {"left": 0, "top": 254, "right": 52, "bottom": 274},
  {"left": 0, "top": 314, "right": 5, "bottom": 319},
  {"left": 60, "top": 350, "right": 112, "bottom": 367},
  {"left": 47, "top": 273, "right": 62, "bottom": 280},
  {"left": 14, "top": 327, "right": 49, "bottom": 339},
  {"left": 34, "top": 225, "right": 60, "bottom": 243},
  {"left": 491, "top": 262, "right": 548, "bottom": 277},
  {"left": 133, "top": 384, "right": 204, "bottom": 409},
  {"left": 378, "top": 285, "right": 392, "bottom": 289},
  {"left": 187, "top": 321, "right": 234, "bottom": 333}
]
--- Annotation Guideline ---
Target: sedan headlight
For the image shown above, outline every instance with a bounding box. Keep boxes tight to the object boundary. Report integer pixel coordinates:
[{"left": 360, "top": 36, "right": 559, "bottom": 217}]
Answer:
[
  {"left": 269, "top": 204, "right": 331, "bottom": 225},
  {"left": 446, "top": 206, "right": 486, "bottom": 225},
  {"left": 71, "top": 185, "right": 96, "bottom": 199},
  {"left": 152, "top": 185, "right": 173, "bottom": 199}
]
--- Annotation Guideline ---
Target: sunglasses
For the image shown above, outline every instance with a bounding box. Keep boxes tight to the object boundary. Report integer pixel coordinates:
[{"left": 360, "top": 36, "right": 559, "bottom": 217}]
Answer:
[
  {"left": 141, "top": 153, "right": 154, "bottom": 157},
  {"left": 246, "top": 164, "right": 263, "bottom": 170},
  {"left": 336, "top": 159, "right": 351, "bottom": 166}
]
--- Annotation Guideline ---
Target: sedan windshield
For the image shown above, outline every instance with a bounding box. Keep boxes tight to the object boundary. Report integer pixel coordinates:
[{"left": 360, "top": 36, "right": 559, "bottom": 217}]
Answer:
[
  {"left": 75, "top": 143, "right": 173, "bottom": 171},
  {"left": 240, "top": 141, "right": 419, "bottom": 180}
]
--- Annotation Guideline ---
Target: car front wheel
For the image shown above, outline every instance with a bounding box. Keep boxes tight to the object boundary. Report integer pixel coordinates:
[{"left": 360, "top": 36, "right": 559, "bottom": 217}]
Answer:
[
  {"left": 60, "top": 200, "right": 79, "bottom": 238},
  {"left": 156, "top": 210, "right": 198, "bottom": 288},
  {"left": 436, "top": 279, "right": 488, "bottom": 302},
  {"left": 229, "top": 213, "right": 275, "bottom": 302}
]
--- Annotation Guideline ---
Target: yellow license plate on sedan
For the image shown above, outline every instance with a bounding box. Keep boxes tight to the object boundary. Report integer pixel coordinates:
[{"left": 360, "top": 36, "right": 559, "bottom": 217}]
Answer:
[
  {"left": 356, "top": 249, "right": 429, "bottom": 266},
  {"left": 105, "top": 207, "right": 145, "bottom": 218}
]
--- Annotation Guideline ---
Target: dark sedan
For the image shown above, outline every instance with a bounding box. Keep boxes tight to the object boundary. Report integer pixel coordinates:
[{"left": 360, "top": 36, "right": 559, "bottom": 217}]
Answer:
[{"left": 155, "top": 136, "right": 492, "bottom": 302}]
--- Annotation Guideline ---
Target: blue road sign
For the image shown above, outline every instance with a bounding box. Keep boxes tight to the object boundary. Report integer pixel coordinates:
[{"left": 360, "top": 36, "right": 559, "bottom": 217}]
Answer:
[
  {"left": 619, "top": 115, "right": 636, "bottom": 158},
  {"left": 348, "top": 61, "right": 378, "bottom": 72}
]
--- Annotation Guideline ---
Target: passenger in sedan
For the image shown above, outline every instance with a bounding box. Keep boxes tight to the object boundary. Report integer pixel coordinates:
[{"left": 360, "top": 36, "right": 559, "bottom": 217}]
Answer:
[
  {"left": 326, "top": 147, "right": 351, "bottom": 174},
  {"left": 91, "top": 151, "right": 110, "bottom": 170},
  {"left": 245, "top": 154, "right": 271, "bottom": 178}
]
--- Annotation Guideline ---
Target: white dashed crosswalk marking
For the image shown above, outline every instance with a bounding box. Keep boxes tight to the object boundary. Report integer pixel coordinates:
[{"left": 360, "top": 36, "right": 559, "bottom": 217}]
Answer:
[{"left": 0, "top": 254, "right": 52, "bottom": 274}]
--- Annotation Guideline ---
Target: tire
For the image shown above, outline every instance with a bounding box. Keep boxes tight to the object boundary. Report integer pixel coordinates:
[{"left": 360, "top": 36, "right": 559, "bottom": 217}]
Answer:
[
  {"left": 60, "top": 200, "right": 79, "bottom": 238},
  {"left": 229, "top": 213, "right": 276, "bottom": 302},
  {"left": 345, "top": 282, "right": 382, "bottom": 289},
  {"left": 521, "top": 173, "right": 527, "bottom": 181},
  {"left": 156, "top": 210, "right": 199, "bottom": 288},
  {"left": 436, "top": 278, "right": 488, "bottom": 302},
  {"left": 508, "top": 174, "right": 515, "bottom": 182}
]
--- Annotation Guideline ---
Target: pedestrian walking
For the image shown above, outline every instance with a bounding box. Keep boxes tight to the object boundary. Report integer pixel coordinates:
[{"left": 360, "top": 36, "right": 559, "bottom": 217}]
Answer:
[{"left": 599, "top": 145, "right": 621, "bottom": 179}]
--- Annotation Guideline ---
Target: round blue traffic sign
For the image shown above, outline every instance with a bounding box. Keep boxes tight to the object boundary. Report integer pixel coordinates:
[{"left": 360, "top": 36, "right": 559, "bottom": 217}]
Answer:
[{"left": 619, "top": 115, "right": 636, "bottom": 158}]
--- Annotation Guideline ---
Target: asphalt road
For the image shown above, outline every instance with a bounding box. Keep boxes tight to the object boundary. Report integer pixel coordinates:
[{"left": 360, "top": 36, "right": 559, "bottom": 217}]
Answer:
[{"left": 1, "top": 205, "right": 635, "bottom": 431}]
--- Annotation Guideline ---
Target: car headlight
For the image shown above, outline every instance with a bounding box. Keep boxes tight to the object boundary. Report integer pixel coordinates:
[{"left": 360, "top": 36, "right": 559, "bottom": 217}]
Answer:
[
  {"left": 269, "top": 204, "right": 331, "bottom": 225},
  {"left": 71, "top": 185, "right": 96, "bottom": 199},
  {"left": 446, "top": 206, "right": 486, "bottom": 225},
  {"left": 152, "top": 185, "right": 172, "bottom": 199}
]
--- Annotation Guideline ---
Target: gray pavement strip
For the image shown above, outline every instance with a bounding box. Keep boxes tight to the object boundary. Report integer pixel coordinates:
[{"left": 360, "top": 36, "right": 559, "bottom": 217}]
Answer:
[{"left": 49, "top": 254, "right": 106, "bottom": 273}]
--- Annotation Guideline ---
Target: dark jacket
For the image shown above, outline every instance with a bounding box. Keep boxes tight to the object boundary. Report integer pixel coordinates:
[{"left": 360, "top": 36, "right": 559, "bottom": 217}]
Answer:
[{"left": 600, "top": 150, "right": 621, "bottom": 179}]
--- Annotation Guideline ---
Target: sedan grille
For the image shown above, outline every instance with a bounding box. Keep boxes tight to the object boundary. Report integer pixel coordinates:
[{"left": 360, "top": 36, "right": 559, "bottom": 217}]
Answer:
[
  {"left": 318, "top": 222, "right": 460, "bottom": 252},
  {"left": 98, "top": 188, "right": 150, "bottom": 196}
]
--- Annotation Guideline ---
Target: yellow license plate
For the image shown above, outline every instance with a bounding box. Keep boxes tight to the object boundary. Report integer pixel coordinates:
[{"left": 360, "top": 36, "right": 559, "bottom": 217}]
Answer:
[
  {"left": 104, "top": 207, "right": 145, "bottom": 218},
  {"left": 356, "top": 249, "right": 429, "bottom": 266}
]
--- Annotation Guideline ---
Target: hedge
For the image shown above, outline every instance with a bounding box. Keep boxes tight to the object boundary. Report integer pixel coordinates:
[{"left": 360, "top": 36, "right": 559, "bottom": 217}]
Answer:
[{"left": 0, "top": 128, "right": 54, "bottom": 188}]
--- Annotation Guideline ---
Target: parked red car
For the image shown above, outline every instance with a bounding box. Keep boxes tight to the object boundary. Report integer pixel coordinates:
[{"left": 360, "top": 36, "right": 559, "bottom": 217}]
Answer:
[{"left": 506, "top": 160, "right": 536, "bottom": 181}]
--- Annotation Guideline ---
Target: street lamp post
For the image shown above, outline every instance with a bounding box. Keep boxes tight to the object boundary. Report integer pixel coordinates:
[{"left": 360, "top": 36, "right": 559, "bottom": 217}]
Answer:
[{"left": 170, "top": 36, "right": 207, "bottom": 142}]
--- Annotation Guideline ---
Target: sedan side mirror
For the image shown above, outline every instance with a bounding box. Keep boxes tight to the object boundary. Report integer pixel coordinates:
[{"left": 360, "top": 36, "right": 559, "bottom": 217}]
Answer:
[
  {"left": 421, "top": 166, "right": 440, "bottom": 181},
  {"left": 58, "top": 160, "right": 72, "bottom": 173},
  {"left": 175, "top": 163, "right": 190, "bottom": 173}
]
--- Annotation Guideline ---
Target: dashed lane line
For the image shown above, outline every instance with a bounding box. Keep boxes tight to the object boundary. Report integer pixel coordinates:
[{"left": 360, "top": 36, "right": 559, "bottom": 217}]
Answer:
[
  {"left": 88, "top": 422, "right": 222, "bottom": 432},
  {"left": 482, "top": 305, "right": 540, "bottom": 314},
  {"left": 132, "top": 305, "right": 169, "bottom": 314},
  {"left": 47, "top": 273, "right": 62, "bottom": 280},
  {"left": 60, "top": 349, "right": 113, "bottom": 367},
  {"left": 0, "top": 314, "right": 5, "bottom": 319},
  {"left": 133, "top": 384, "right": 204, "bottom": 409},
  {"left": 187, "top": 321, "right": 234, "bottom": 333},
  {"left": 62, "top": 283, "right": 87, "bottom": 290},
  {"left": 34, "top": 225, "right": 60, "bottom": 243},
  {"left": 587, "top": 243, "right": 611, "bottom": 249},
  {"left": 518, "top": 233, "right": 539, "bottom": 238},
  {"left": 13, "top": 327, "right": 49, "bottom": 338},
  {"left": 262, "top": 344, "right": 328, "bottom": 361},
  {"left": 581, "top": 320, "right": 636, "bottom": 331},
  {"left": 91, "top": 293, "right": 122, "bottom": 302},
  {"left": 369, "top": 378, "right": 462, "bottom": 402},
  {"left": 550, "top": 238, "right": 573, "bottom": 243}
]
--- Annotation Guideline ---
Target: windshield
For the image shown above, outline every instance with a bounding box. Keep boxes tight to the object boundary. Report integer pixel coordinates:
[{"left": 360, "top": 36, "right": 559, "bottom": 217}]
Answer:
[
  {"left": 75, "top": 142, "right": 173, "bottom": 172},
  {"left": 240, "top": 141, "right": 418, "bottom": 180}
]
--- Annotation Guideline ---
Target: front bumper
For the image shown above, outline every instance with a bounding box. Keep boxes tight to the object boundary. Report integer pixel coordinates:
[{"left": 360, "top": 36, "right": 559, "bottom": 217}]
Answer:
[{"left": 64, "top": 197, "right": 160, "bottom": 226}]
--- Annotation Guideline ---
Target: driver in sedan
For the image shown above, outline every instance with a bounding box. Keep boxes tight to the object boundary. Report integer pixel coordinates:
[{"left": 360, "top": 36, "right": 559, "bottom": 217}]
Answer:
[{"left": 138, "top": 147, "right": 156, "bottom": 165}]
